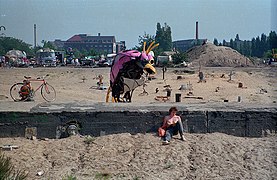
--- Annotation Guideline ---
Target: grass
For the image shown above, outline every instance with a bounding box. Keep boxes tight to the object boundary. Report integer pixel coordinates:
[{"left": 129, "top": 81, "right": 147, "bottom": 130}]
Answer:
[
  {"left": 0, "top": 152, "right": 28, "bottom": 180},
  {"left": 164, "top": 163, "right": 173, "bottom": 169},
  {"left": 95, "top": 172, "right": 111, "bottom": 180},
  {"left": 83, "top": 135, "right": 96, "bottom": 145},
  {"left": 62, "top": 174, "right": 77, "bottom": 180}
]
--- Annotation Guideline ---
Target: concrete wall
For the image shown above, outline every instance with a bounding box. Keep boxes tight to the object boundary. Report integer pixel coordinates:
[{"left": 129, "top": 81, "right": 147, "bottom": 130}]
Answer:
[{"left": 0, "top": 108, "right": 276, "bottom": 138}]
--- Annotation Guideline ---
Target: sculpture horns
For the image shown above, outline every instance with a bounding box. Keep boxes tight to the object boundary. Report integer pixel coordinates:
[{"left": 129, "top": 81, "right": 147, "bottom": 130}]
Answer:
[
  {"left": 143, "top": 42, "right": 146, "bottom": 53},
  {"left": 144, "top": 41, "right": 159, "bottom": 54},
  {"left": 147, "top": 43, "right": 159, "bottom": 54}
]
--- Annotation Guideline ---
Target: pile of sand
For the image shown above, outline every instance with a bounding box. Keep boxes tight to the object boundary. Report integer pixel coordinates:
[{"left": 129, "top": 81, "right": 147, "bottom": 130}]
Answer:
[
  {"left": 187, "top": 43, "right": 253, "bottom": 67},
  {"left": 1, "top": 133, "right": 276, "bottom": 179}
]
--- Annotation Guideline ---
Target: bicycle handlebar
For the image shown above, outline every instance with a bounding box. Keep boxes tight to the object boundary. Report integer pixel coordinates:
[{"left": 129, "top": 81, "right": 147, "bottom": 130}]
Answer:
[
  {"left": 37, "top": 74, "right": 49, "bottom": 79},
  {"left": 25, "top": 74, "right": 49, "bottom": 80}
]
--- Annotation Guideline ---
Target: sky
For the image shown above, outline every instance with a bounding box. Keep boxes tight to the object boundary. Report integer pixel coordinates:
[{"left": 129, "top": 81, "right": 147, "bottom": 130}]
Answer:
[{"left": 0, "top": 0, "right": 276, "bottom": 48}]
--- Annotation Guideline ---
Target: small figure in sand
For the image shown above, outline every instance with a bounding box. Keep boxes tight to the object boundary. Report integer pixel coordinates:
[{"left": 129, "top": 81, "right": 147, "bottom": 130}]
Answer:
[
  {"left": 198, "top": 71, "right": 206, "bottom": 83},
  {"left": 97, "top": 74, "right": 104, "bottom": 89},
  {"left": 159, "top": 107, "right": 185, "bottom": 145}
]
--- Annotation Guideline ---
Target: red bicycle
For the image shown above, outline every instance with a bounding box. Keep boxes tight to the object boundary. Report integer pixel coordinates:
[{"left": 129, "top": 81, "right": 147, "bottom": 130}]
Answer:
[{"left": 10, "top": 74, "right": 56, "bottom": 102}]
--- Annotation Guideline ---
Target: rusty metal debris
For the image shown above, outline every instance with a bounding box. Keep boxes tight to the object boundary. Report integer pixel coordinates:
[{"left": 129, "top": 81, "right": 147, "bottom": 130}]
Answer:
[{"left": 184, "top": 96, "right": 203, "bottom": 99}]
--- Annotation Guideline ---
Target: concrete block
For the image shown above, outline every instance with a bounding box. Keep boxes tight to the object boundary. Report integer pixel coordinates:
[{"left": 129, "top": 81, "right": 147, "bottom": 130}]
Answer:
[{"left": 208, "top": 111, "right": 247, "bottom": 137}]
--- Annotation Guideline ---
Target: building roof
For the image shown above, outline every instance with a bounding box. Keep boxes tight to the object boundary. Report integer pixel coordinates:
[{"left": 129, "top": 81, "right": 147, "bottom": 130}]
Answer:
[
  {"left": 173, "top": 39, "right": 206, "bottom": 44},
  {"left": 67, "top": 35, "right": 83, "bottom": 42},
  {"left": 162, "top": 51, "right": 177, "bottom": 56},
  {"left": 67, "top": 34, "right": 116, "bottom": 43}
]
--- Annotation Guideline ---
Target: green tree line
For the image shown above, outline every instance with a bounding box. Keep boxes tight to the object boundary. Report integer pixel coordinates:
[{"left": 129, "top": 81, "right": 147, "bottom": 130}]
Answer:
[
  {"left": 0, "top": 37, "right": 34, "bottom": 56},
  {"left": 213, "top": 31, "right": 277, "bottom": 58}
]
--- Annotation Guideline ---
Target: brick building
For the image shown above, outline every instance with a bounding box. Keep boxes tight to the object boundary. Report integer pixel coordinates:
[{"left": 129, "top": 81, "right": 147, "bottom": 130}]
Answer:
[{"left": 54, "top": 33, "right": 125, "bottom": 54}]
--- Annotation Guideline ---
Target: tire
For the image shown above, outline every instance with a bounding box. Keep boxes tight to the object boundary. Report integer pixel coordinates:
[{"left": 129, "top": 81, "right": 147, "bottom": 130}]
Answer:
[
  {"left": 41, "top": 83, "right": 56, "bottom": 102},
  {"left": 10, "top": 83, "right": 29, "bottom": 102},
  {"left": 66, "top": 124, "right": 79, "bottom": 136}
]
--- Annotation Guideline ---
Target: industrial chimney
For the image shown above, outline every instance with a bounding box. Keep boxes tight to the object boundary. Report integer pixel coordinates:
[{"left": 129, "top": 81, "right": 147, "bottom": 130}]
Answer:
[
  {"left": 34, "top": 24, "right": 37, "bottom": 48},
  {"left": 196, "top": 21, "right": 198, "bottom": 40}
]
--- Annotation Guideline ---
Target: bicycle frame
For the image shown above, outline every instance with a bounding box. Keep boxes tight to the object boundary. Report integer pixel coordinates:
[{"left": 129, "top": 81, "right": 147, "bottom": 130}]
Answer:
[
  {"left": 27, "top": 78, "right": 47, "bottom": 95},
  {"left": 10, "top": 74, "right": 56, "bottom": 102}
]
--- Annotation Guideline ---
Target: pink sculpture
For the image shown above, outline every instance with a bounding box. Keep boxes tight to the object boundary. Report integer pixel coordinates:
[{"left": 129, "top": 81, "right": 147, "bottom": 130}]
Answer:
[{"left": 106, "top": 41, "right": 159, "bottom": 102}]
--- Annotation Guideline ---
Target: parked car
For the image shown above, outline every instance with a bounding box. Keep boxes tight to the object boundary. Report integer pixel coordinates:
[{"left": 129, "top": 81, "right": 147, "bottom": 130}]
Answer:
[
  {"left": 80, "top": 57, "right": 95, "bottom": 66},
  {"left": 97, "top": 59, "right": 112, "bottom": 67},
  {"left": 36, "top": 48, "right": 57, "bottom": 67},
  {"left": 97, "top": 54, "right": 116, "bottom": 67}
]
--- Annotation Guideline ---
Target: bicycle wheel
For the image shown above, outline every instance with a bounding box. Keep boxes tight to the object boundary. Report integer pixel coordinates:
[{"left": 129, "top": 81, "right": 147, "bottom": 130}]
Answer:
[
  {"left": 41, "top": 83, "right": 56, "bottom": 102},
  {"left": 10, "top": 83, "right": 30, "bottom": 102}
]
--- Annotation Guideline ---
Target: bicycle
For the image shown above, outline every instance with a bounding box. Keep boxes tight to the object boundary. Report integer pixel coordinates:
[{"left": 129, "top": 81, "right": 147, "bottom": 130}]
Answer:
[{"left": 10, "top": 74, "right": 56, "bottom": 102}]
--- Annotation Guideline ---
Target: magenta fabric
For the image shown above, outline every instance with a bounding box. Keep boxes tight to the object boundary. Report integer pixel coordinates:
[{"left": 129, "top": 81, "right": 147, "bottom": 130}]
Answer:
[{"left": 110, "top": 50, "right": 154, "bottom": 85}]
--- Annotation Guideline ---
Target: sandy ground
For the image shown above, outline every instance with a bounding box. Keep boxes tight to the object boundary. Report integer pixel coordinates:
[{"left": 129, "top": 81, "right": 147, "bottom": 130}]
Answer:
[
  {"left": 0, "top": 66, "right": 277, "bottom": 179},
  {"left": 187, "top": 43, "right": 253, "bottom": 67},
  {"left": 0, "top": 66, "right": 276, "bottom": 111},
  {"left": 1, "top": 133, "right": 276, "bottom": 180}
]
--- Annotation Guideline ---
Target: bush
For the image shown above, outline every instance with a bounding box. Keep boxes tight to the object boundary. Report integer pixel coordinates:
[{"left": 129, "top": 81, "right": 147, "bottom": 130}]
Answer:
[{"left": 172, "top": 52, "right": 187, "bottom": 64}]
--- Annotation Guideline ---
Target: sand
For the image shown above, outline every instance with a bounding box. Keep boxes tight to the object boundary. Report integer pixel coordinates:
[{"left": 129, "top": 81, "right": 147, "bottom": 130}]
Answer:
[
  {"left": 1, "top": 133, "right": 276, "bottom": 179},
  {"left": 0, "top": 66, "right": 276, "bottom": 111},
  {"left": 0, "top": 66, "right": 277, "bottom": 179},
  {"left": 187, "top": 43, "right": 253, "bottom": 67}
]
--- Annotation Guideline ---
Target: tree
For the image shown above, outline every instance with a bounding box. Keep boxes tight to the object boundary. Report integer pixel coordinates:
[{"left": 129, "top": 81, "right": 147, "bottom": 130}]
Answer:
[
  {"left": 0, "top": 37, "right": 33, "bottom": 56},
  {"left": 244, "top": 41, "right": 251, "bottom": 56},
  {"left": 80, "top": 48, "right": 89, "bottom": 57},
  {"left": 135, "top": 32, "right": 155, "bottom": 51},
  {"left": 268, "top": 31, "right": 277, "bottom": 49},
  {"left": 230, "top": 39, "right": 234, "bottom": 49},
  {"left": 172, "top": 52, "right": 187, "bottom": 64},
  {"left": 164, "top": 24, "right": 173, "bottom": 50},
  {"left": 242, "top": 40, "right": 251, "bottom": 56},
  {"left": 213, "top": 31, "right": 276, "bottom": 58},
  {"left": 42, "top": 41, "right": 56, "bottom": 50},
  {"left": 155, "top": 23, "right": 163, "bottom": 49},
  {"left": 255, "top": 36, "right": 263, "bottom": 57},
  {"left": 135, "top": 31, "right": 164, "bottom": 59},
  {"left": 251, "top": 38, "right": 256, "bottom": 57},
  {"left": 235, "top": 34, "right": 240, "bottom": 41},
  {"left": 89, "top": 48, "right": 99, "bottom": 56},
  {"left": 232, "top": 34, "right": 241, "bottom": 51},
  {"left": 260, "top": 33, "right": 268, "bottom": 56},
  {"left": 223, "top": 39, "right": 227, "bottom": 46},
  {"left": 213, "top": 38, "right": 219, "bottom": 46},
  {"left": 155, "top": 22, "right": 173, "bottom": 51}
]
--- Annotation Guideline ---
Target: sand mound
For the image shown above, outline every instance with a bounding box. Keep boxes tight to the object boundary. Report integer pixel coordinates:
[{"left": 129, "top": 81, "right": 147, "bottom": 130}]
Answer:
[{"left": 187, "top": 43, "right": 253, "bottom": 67}]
